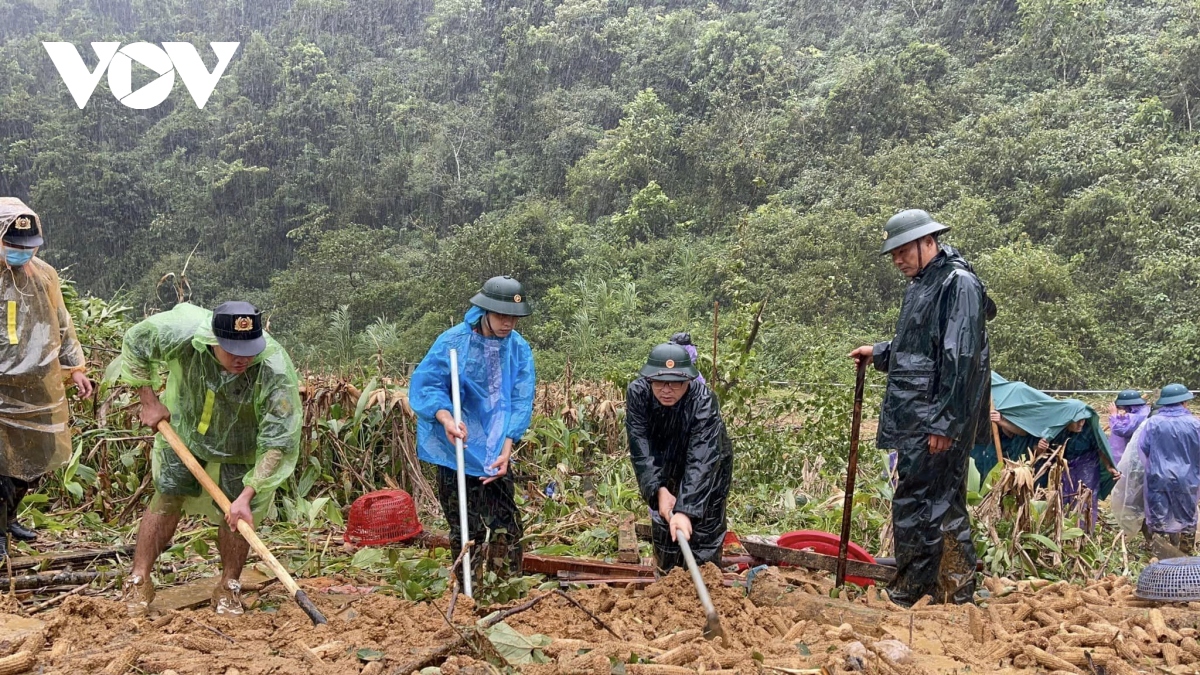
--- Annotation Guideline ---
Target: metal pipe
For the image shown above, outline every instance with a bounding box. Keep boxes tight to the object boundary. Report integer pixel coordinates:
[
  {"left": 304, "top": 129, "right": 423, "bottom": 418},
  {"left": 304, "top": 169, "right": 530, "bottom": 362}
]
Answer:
[{"left": 449, "top": 348, "right": 472, "bottom": 598}]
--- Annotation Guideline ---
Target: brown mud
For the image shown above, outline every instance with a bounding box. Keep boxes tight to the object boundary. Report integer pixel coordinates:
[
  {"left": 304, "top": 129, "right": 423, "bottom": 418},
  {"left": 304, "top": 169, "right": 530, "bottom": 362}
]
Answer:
[{"left": 6, "top": 566, "right": 1197, "bottom": 674}]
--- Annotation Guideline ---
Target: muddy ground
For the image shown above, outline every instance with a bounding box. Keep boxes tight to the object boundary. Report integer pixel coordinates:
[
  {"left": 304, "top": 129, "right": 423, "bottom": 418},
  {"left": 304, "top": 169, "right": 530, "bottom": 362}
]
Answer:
[{"left": 1, "top": 563, "right": 1197, "bottom": 675}]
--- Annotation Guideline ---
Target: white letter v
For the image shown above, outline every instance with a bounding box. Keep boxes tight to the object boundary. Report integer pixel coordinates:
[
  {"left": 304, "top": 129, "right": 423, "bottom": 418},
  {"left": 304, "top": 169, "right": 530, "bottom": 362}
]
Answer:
[
  {"left": 164, "top": 42, "right": 240, "bottom": 109},
  {"left": 42, "top": 42, "right": 120, "bottom": 109}
]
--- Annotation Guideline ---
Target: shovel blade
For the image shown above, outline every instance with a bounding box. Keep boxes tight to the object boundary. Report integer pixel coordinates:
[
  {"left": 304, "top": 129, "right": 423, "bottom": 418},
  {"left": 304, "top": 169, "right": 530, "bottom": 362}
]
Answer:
[{"left": 703, "top": 614, "right": 727, "bottom": 645}]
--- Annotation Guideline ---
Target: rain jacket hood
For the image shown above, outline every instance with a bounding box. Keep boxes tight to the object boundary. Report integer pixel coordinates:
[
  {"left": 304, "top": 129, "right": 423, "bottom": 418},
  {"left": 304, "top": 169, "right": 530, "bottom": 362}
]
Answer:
[
  {"left": 626, "top": 377, "right": 733, "bottom": 567},
  {"left": 118, "top": 303, "right": 302, "bottom": 506},
  {"left": 0, "top": 198, "right": 86, "bottom": 480},
  {"left": 0, "top": 197, "right": 43, "bottom": 248},
  {"left": 409, "top": 306, "right": 536, "bottom": 477}
]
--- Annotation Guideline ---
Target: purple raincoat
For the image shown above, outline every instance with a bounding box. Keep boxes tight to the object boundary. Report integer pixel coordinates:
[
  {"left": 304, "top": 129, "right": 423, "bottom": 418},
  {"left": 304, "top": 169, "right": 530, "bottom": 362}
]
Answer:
[
  {"left": 680, "top": 344, "right": 706, "bottom": 386},
  {"left": 1141, "top": 405, "right": 1200, "bottom": 534},
  {"left": 1109, "top": 404, "right": 1149, "bottom": 467}
]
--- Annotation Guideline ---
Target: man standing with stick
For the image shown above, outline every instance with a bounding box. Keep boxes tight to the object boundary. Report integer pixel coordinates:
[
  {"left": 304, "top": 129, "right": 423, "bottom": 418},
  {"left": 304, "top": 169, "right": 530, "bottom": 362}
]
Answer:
[
  {"left": 849, "top": 209, "right": 993, "bottom": 606},
  {"left": 120, "top": 301, "right": 302, "bottom": 616},
  {"left": 409, "top": 276, "right": 536, "bottom": 587}
]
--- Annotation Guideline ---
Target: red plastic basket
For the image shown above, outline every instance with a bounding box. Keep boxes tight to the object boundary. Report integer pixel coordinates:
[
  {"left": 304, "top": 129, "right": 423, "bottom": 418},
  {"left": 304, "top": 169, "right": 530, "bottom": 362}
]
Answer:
[{"left": 345, "top": 490, "right": 423, "bottom": 547}]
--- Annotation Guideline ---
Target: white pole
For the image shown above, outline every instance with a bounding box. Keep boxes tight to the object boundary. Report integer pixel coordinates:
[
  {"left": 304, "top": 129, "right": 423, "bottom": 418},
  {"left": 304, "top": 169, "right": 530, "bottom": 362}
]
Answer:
[{"left": 449, "top": 348, "right": 472, "bottom": 598}]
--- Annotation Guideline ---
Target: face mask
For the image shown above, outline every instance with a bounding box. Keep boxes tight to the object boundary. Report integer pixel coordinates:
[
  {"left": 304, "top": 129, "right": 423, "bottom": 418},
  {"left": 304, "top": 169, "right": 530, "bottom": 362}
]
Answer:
[{"left": 4, "top": 248, "right": 34, "bottom": 267}]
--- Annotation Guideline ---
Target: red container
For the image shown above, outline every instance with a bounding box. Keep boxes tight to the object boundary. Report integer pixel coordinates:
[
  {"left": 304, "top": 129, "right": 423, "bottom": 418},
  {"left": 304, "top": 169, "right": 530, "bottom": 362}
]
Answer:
[
  {"left": 345, "top": 489, "right": 423, "bottom": 547},
  {"left": 777, "top": 530, "right": 878, "bottom": 587}
]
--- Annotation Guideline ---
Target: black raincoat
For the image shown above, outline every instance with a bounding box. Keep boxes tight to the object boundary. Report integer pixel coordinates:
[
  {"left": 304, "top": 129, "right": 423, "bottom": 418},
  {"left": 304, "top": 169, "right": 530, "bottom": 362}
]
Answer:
[
  {"left": 626, "top": 378, "right": 733, "bottom": 572},
  {"left": 871, "top": 245, "right": 992, "bottom": 605}
]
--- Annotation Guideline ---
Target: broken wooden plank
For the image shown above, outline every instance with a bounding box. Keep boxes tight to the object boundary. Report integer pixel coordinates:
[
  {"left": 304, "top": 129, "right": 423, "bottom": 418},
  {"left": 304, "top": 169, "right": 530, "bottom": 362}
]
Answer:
[
  {"left": 618, "top": 517, "right": 640, "bottom": 564},
  {"left": 741, "top": 535, "right": 896, "bottom": 583},
  {"left": 152, "top": 569, "right": 273, "bottom": 612},
  {"left": 636, "top": 521, "right": 652, "bottom": 541},
  {"left": 8, "top": 545, "right": 136, "bottom": 573},
  {"left": 523, "top": 555, "right": 656, "bottom": 578}
]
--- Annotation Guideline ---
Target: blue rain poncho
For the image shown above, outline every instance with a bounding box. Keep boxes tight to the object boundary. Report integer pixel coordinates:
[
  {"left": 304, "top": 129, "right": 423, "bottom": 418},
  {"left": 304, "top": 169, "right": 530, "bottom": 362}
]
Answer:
[
  {"left": 409, "top": 307, "right": 536, "bottom": 477},
  {"left": 1140, "top": 405, "right": 1200, "bottom": 534}
]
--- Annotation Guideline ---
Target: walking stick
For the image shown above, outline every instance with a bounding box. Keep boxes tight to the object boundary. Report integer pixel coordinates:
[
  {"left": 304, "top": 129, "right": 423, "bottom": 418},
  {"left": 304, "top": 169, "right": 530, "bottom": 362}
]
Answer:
[
  {"left": 156, "top": 421, "right": 327, "bottom": 625},
  {"left": 449, "top": 348, "right": 472, "bottom": 598},
  {"left": 990, "top": 395, "right": 1004, "bottom": 469},
  {"left": 836, "top": 356, "right": 868, "bottom": 588}
]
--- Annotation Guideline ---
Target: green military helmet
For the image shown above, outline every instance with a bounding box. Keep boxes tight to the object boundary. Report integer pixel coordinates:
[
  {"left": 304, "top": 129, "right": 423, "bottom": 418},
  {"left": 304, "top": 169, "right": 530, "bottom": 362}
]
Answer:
[
  {"left": 880, "top": 209, "right": 950, "bottom": 254},
  {"left": 1115, "top": 389, "right": 1146, "bottom": 407},
  {"left": 1156, "top": 383, "right": 1194, "bottom": 406},
  {"left": 639, "top": 343, "right": 700, "bottom": 382},
  {"left": 470, "top": 276, "right": 532, "bottom": 317}
]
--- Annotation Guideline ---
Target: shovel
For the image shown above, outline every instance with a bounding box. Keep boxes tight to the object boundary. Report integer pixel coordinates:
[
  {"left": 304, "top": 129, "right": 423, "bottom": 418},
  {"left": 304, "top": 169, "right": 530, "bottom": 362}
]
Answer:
[
  {"left": 676, "top": 528, "right": 727, "bottom": 644},
  {"left": 157, "top": 420, "right": 328, "bottom": 625}
]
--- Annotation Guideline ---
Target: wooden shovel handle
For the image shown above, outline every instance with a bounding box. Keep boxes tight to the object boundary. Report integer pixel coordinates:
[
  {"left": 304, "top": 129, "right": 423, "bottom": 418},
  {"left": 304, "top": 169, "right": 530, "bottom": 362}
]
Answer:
[{"left": 157, "top": 421, "right": 301, "bottom": 596}]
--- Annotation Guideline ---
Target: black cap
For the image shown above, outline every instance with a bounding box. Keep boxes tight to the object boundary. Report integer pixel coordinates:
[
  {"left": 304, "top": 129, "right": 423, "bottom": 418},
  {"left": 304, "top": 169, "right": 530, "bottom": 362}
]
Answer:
[
  {"left": 212, "top": 301, "right": 266, "bottom": 357},
  {"left": 3, "top": 213, "right": 43, "bottom": 248}
]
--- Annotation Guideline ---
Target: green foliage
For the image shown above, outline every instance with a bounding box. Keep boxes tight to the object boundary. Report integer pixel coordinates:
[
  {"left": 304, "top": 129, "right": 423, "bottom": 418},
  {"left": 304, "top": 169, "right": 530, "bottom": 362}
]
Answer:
[{"left": 2, "top": 0, "right": 1196, "bottom": 387}]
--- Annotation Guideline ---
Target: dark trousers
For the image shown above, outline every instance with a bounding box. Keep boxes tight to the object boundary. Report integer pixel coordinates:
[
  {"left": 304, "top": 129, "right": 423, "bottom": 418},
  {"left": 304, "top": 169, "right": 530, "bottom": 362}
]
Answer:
[
  {"left": 649, "top": 510, "right": 725, "bottom": 574},
  {"left": 0, "top": 475, "right": 37, "bottom": 527},
  {"left": 436, "top": 465, "right": 523, "bottom": 580},
  {"left": 889, "top": 439, "right": 977, "bottom": 605}
]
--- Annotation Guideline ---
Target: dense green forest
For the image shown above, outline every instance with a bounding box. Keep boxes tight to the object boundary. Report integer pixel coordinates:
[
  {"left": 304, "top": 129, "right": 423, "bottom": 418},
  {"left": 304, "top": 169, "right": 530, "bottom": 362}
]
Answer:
[{"left": 2, "top": 0, "right": 1199, "bottom": 388}]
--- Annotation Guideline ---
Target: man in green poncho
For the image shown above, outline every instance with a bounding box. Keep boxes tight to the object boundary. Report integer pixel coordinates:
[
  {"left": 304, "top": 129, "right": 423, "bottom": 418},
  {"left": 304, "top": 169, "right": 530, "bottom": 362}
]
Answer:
[{"left": 119, "top": 301, "right": 301, "bottom": 616}]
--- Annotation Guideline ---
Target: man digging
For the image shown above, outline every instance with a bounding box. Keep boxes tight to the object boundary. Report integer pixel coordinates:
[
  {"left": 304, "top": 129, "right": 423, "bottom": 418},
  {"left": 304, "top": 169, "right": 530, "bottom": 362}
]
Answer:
[
  {"left": 626, "top": 343, "right": 733, "bottom": 573},
  {"left": 409, "top": 276, "right": 536, "bottom": 583},
  {"left": 120, "top": 301, "right": 302, "bottom": 616},
  {"left": 850, "top": 209, "right": 993, "bottom": 606},
  {"left": 0, "top": 198, "right": 92, "bottom": 559}
]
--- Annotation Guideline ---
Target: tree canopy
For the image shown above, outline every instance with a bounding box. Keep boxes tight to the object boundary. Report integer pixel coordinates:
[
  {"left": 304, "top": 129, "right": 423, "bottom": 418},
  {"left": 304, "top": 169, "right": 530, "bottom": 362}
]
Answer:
[{"left": 2, "top": 0, "right": 1198, "bottom": 387}]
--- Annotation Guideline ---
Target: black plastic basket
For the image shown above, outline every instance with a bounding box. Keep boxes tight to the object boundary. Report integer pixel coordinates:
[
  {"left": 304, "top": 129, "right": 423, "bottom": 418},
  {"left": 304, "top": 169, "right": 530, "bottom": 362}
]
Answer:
[{"left": 1135, "top": 557, "right": 1200, "bottom": 601}]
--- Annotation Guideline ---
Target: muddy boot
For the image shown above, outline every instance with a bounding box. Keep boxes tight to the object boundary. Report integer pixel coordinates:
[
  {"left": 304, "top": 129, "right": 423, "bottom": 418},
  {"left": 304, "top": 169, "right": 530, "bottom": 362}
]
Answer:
[
  {"left": 1182, "top": 531, "right": 1196, "bottom": 557},
  {"left": 212, "top": 579, "right": 244, "bottom": 616},
  {"left": 8, "top": 522, "right": 37, "bottom": 543},
  {"left": 123, "top": 575, "right": 155, "bottom": 617}
]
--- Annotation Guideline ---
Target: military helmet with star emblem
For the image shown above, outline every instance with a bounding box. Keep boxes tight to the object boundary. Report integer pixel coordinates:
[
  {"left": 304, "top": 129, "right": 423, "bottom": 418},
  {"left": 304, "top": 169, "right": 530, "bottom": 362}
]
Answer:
[
  {"left": 639, "top": 343, "right": 699, "bottom": 382},
  {"left": 469, "top": 276, "right": 532, "bottom": 317},
  {"left": 880, "top": 209, "right": 949, "bottom": 255}
]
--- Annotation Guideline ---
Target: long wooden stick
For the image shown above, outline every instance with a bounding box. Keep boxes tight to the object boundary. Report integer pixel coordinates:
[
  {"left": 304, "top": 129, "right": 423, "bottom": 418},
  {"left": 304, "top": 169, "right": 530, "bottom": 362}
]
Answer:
[
  {"left": 157, "top": 421, "right": 326, "bottom": 624},
  {"left": 836, "top": 357, "right": 869, "bottom": 588},
  {"left": 711, "top": 301, "right": 719, "bottom": 385},
  {"left": 990, "top": 395, "right": 1004, "bottom": 468}
]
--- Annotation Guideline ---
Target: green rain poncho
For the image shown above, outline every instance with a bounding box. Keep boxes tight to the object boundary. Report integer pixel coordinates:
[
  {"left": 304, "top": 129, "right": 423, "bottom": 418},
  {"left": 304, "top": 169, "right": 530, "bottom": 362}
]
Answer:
[
  {"left": 0, "top": 198, "right": 86, "bottom": 481},
  {"left": 119, "top": 303, "right": 301, "bottom": 514}
]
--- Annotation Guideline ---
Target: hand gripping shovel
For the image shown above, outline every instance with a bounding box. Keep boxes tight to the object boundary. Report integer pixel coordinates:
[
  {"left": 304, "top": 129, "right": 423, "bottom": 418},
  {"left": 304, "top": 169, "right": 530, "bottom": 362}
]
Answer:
[
  {"left": 157, "top": 420, "right": 328, "bottom": 625},
  {"left": 676, "top": 529, "right": 727, "bottom": 645}
]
